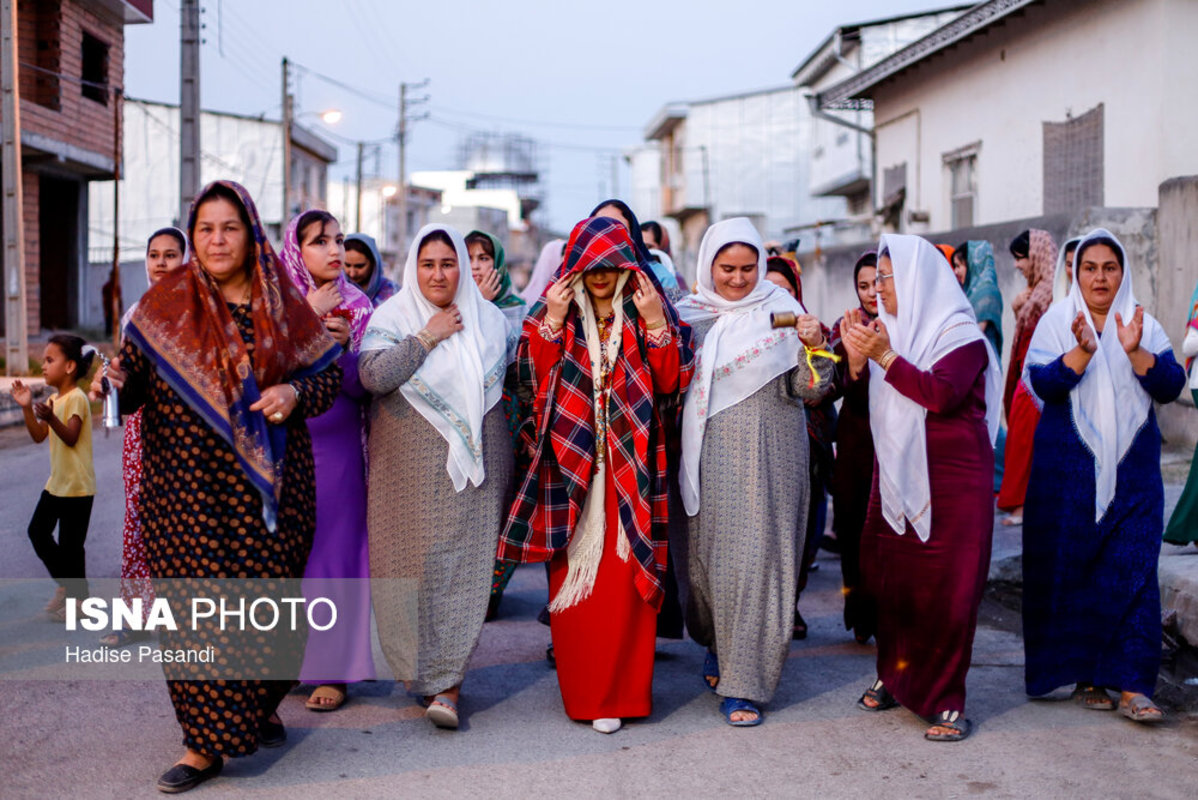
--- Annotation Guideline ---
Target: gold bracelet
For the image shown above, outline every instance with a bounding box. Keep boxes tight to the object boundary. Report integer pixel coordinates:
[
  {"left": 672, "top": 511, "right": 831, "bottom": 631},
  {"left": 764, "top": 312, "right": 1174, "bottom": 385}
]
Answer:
[
  {"left": 545, "top": 315, "right": 564, "bottom": 332},
  {"left": 879, "top": 349, "right": 899, "bottom": 370},
  {"left": 646, "top": 318, "right": 667, "bottom": 330},
  {"left": 415, "top": 330, "right": 438, "bottom": 351}
]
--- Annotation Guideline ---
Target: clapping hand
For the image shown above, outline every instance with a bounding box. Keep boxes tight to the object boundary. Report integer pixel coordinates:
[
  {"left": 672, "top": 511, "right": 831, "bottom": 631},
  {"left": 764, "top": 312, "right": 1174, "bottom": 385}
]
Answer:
[
  {"left": 842, "top": 310, "right": 892, "bottom": 362},
  {"left": 1071, "top": 311, "right": 1098, "bottom": 354},
  {"left": 10, "top": 379, "right": 33, "bottom": 408},
  {"left": 1114, "top": 306, "right": 1144, "bottom": 354}
]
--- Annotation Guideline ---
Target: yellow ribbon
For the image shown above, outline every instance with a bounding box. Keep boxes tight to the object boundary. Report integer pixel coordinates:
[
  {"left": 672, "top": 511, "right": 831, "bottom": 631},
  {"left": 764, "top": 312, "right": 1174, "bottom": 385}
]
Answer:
[{"left": 804, "top": 345, "right": 841, "bottom": 388}]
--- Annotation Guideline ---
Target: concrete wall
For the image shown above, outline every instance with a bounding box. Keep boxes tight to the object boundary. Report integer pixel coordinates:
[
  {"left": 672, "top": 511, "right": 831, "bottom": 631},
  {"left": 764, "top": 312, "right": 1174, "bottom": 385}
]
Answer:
[
  {"left": 1155, "top": 177, "right": 1198, "bottom": 444},
  {"left": 870, "top": 0, "right": 1198, "bottom": 233}
]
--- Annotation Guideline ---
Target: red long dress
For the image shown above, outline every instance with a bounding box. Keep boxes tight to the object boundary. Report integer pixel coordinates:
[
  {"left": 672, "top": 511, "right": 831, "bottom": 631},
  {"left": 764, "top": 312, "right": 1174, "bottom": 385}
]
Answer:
[
  {"left": 859, "top": 341, "right": 994, "bottom": 720},
  {"left": 529, "top": 318, "right": 680, "bottom": 721},
  {"left": 997, "top": 325, "right": 1041, "bottom": 511}
]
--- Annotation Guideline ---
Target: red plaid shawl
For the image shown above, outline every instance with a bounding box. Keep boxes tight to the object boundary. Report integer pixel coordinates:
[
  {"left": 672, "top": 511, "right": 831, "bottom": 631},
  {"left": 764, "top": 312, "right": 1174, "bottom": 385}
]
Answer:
[{"left": 499, "top": 217, "right": 694, "bottom": 608}]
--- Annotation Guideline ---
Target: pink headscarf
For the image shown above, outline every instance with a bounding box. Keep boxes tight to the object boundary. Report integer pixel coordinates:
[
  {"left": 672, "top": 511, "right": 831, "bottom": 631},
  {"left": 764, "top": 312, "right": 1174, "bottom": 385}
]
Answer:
[{"left": 279, "top": 212, "right": 373, "bottom": 352}]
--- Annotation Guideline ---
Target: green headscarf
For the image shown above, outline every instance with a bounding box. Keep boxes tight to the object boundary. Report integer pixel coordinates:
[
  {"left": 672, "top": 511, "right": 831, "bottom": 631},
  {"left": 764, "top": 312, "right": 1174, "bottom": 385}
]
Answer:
[
  {"left": 961, "top": 240, "right": 1004, "bottom": 357},
  {"left": 467, "top": 230, "right": 525, "bottom": 310}
]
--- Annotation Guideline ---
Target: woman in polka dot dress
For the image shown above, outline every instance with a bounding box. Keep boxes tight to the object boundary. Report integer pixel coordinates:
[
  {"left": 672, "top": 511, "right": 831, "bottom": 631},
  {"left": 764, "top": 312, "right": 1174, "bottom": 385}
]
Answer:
[{"left": 102, "top": 181, "right": 341, "bottom": 794}]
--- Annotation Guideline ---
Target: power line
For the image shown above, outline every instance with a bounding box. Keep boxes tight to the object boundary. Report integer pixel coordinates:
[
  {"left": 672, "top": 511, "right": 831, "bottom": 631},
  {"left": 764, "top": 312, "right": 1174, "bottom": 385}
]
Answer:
[{"left": 291, "top": 62, "right": 394, "bottom": 110}]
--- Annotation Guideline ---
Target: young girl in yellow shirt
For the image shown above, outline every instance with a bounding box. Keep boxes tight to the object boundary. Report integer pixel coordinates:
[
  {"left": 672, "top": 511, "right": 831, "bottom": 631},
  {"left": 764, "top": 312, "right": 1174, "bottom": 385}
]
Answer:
[{"left": 10, "top": 334, "right": 98, "bottom": 620}]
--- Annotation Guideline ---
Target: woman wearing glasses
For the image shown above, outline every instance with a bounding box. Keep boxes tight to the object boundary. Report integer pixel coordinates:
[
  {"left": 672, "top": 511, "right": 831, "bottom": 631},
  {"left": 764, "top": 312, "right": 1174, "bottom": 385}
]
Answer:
[{"left": 839, "top": 235, "right": 1001, "bottom": 742}]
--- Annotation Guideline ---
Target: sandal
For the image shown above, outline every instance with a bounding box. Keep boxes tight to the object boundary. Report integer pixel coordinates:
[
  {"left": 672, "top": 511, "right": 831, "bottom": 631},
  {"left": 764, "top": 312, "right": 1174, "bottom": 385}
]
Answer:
[
  {"left": 425, "top": 694, "right": 460, "bottom": 729},
  {"left": 1070, "top": 683, "right": 1115, "bottom": 711},
  {"left": 99, "top": 629, "right": 151, "bottom": 648},
  {"left": 702, "top": 651, "right": 720, "bottom": 693},
  {"left": 305, "top": 683, "right": 347, "bottom": 712},
  {"left": 857, "top": 679, "right": 898, "bottom": 712},
  {"left": 925, "top": 710, "right": 972, "bottom": 742},
  {"left": 719, "top": 697, "right": 763, "bottom": 727},
  {"left": 1000, "top": 514, "right": 1023, "bottom": 527},
  {"left": 1118, "top": 693, "right": 1164, "bottom": 724}
]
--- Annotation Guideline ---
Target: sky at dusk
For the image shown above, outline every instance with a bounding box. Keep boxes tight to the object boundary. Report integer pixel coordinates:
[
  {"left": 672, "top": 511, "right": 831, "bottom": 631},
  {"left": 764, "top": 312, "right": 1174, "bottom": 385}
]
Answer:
[{"left": 125, "top": 0, "right": 955, "bottom": 233}]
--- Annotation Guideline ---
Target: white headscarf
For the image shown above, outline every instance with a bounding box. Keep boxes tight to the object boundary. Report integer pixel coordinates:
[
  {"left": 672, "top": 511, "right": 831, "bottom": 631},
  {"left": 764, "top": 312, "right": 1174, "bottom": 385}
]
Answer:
[
  {"left": 676, "top": 217, "right": 805, "bottom": 516},
  {"left": 1023, "top": 228, "right": 1171, "bottom": 522},
  {"left": 869, "top": 234, "right": 1001, "bottom": 541},
  {"left": 520, "top": 238, "right": 566, "bottom": 304},
  {"left": 362, "top": 224, "right": 509, "bottom": 492},
  {"left": 1052, "top": 236, "right": 1081, "bottom": 303},
  {"left": 121, "top": 226, "right": 190, "bottom": 333}
]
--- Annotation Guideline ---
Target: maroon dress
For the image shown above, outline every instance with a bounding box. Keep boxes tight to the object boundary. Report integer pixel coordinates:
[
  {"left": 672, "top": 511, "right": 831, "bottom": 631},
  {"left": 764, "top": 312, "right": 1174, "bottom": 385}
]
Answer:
[{"left": 858, "top": 340, "right": 994, "bottom": 719}]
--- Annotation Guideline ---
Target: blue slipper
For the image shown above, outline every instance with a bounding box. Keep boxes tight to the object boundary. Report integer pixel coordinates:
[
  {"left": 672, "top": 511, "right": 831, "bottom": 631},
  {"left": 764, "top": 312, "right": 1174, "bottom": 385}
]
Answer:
[
  {"left": 702, "top": 651, "right": 719, "bottom": 693},
  {"left": 720, "top": 697, "right": 763, "bottom": 727}
]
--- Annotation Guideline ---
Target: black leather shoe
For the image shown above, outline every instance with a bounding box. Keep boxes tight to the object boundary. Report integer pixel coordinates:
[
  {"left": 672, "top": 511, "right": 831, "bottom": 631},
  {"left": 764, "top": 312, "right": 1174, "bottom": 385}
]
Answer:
[
  {"left": 157, "top": 757, "right": 222, "bottom": 793},
  {"left": 260, "top": 715, "right": 286, "bottom": 748}
]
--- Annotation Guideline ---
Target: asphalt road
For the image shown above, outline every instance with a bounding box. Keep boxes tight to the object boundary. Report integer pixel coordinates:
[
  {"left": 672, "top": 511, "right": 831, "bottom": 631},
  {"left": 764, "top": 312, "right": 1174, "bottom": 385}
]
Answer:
[{"left": 1, "top": 428, "right": 1195, "bottom": 799}]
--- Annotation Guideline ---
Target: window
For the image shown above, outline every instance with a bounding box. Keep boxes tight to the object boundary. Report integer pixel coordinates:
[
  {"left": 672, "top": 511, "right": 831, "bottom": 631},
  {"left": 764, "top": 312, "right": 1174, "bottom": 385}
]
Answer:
[
  {"left": 81, "top": 31, "right": 109, "bottom": 105},
  {"left": 1043, "top": 103, "right": 1103, "bottom": 215},
  {"left": 21, "top": 0, "right": 62, "bottom": 111},
  {"left": 943, "top": 142, "right": 980, "bottom": 229}
]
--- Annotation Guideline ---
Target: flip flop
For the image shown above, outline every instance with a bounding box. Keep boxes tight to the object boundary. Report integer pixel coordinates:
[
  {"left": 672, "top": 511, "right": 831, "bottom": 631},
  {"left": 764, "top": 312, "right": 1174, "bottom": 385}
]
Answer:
[
  {"left": 702, "top": 650, "right": 719, "bottom": 693},
  {"left": 305, "top": 684, "right": 347, "bottom": 712},
  {"left": 925, "top": 710, "right": 972, "bottom": 742},
  {"left": 1070, "top": 684, "right": 1115, "bottom": 711},
  {"left": 426, "top": 694, "right": 460, "bottom": 729},
  {"left": 857, "top": 678, "right": 898, "bottom": 712},
  {"left": 720, "top": 697, "right": 763, "bottom": 727},
  {"left": 1118, "top": 694, "right": 1165, "bottom": 724}
]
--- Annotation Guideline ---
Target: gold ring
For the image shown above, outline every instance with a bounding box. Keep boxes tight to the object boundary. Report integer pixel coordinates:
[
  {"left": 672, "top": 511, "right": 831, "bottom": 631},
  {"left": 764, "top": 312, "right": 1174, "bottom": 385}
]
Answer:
[{"left": 270, "top": 412, "right": 284, "bottom": 423}]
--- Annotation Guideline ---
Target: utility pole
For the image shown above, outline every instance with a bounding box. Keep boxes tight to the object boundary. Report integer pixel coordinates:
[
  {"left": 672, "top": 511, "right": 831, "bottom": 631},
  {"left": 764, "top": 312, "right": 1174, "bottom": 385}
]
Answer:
[
  {"left": 282, "top": 57, "right": 293, "bottom": 223},
  {"left": 1, "top": 0, "right": 27, "bottom": 374},
  {"left": 396, "top": 78, "right": 428, "bottom": 257},
  {"left": 110, "top": 87, "right": 123, "bottom": 349},
  {"left": 355, "top": 141, "right": 363, "bottom": 232},
  {"left": 610, "top": 154, "right": 619, "bottom": 198},
  {"left": 179, "top": 0, "right": 200, "bottom": 224}
]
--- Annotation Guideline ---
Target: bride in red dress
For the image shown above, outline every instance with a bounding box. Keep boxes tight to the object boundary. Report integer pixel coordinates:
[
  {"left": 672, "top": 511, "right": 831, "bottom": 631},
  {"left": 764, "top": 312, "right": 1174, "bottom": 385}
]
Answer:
[{"left": 499, "top": 216, "right": 693, "bottom": 733}]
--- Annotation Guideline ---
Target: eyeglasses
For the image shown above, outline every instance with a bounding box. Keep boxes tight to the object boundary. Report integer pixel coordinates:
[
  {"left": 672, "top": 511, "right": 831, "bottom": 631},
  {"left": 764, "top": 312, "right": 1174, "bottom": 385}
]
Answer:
[{"left": 874, "top": 272, "right": 893, "bottom": 286}]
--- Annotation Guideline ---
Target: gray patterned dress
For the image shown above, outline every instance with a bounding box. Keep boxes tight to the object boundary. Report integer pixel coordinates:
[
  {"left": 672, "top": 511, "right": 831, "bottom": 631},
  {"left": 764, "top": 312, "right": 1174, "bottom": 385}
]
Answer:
[
  {"left": 684, "top": 317, "right": 833, "bottom": 704},
  {"left": 360, "top": 337, "right": 514, "bottom": 696}
]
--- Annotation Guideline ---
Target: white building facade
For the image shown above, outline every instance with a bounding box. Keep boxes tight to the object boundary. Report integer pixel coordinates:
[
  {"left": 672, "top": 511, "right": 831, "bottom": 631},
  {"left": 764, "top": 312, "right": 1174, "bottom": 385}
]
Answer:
[{"left": 817, "top": 0, "right": 1198, "bottom": 234}]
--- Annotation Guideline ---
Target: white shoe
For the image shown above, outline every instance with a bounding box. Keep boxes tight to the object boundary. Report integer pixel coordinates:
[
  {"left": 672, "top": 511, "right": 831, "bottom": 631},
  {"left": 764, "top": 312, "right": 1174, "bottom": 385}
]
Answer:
[{"left": 592, "top": 717, "right": 621, "bottom": 734}]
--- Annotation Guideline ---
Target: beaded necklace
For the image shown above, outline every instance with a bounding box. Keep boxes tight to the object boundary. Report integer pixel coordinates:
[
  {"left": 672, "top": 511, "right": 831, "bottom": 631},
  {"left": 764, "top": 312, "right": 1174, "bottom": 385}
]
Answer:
[{"left": 593, "top": 310, "right": 617, "bottom": 467}]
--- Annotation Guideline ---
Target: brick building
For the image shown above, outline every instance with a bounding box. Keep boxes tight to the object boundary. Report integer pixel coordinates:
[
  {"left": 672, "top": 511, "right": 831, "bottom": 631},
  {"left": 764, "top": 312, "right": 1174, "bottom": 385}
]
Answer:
[{"left": 1, "top": 0, "right": 151, "bottom": 340}]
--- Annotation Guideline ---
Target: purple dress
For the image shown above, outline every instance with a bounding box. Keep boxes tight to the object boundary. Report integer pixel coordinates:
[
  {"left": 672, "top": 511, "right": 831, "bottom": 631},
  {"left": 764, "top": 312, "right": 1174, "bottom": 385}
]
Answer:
[
  {"left": 859, "top": 341, "right": 994, "bottom": 719},
  {"left": 299, "top": 348, "right": 376, "bottom": 682}
]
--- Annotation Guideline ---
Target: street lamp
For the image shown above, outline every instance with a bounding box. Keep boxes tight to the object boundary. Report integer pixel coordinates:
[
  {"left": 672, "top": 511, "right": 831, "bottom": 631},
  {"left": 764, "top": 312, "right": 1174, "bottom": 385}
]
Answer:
[{"left": 296, "top": 108, "right": 342, "bottom": 126}]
